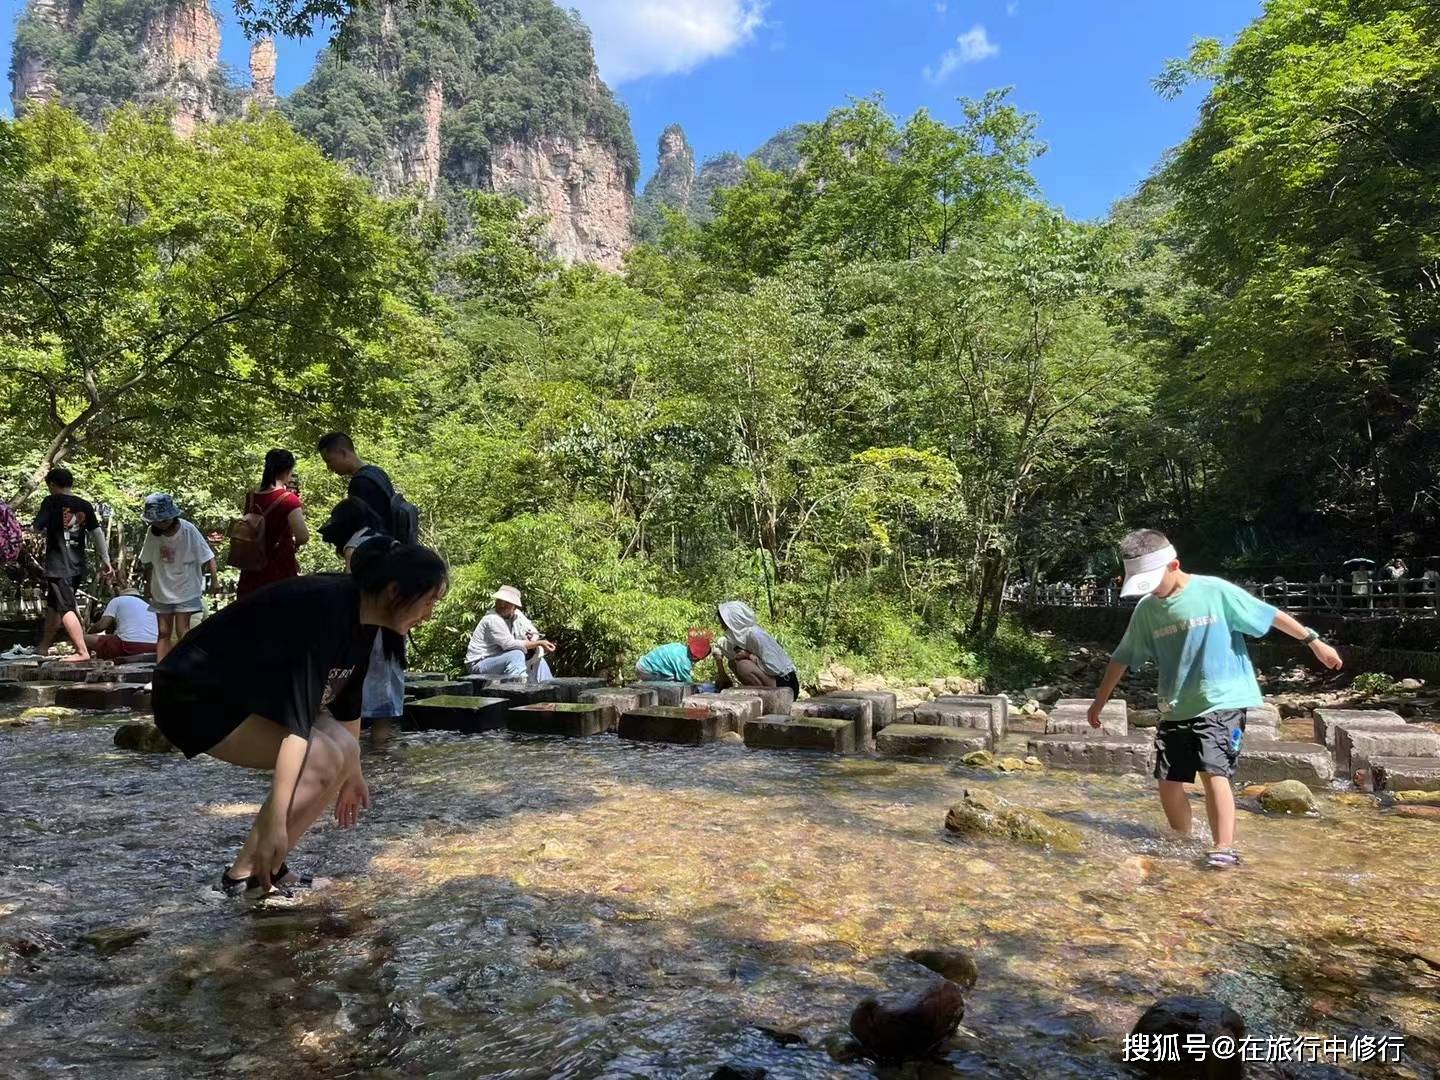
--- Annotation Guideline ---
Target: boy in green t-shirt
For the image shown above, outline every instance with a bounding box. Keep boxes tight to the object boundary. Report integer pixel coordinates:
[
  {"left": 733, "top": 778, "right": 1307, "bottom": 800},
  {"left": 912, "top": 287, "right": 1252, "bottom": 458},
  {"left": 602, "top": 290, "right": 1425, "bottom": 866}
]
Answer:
[{"left": 1089, "top": 530, "right": 1343, "bottom": 868}]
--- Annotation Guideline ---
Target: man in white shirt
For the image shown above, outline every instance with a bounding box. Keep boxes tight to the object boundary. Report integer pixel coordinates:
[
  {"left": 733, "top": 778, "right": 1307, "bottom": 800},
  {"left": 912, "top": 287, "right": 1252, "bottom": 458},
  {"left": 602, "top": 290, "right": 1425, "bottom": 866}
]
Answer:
[
  {"left": 465, "top": 586, "right": 555, "bottom": 683},
  {"left": 85, "top": 588, "right": 159, "bottom": 659}
]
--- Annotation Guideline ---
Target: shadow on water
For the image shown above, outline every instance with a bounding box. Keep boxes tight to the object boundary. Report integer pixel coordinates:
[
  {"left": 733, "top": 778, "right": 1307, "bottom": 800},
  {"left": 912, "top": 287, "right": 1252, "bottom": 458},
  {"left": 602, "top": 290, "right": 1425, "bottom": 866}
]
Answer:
[{"left": 2, "top": 711, "right": 1439, "bottom": 1079}]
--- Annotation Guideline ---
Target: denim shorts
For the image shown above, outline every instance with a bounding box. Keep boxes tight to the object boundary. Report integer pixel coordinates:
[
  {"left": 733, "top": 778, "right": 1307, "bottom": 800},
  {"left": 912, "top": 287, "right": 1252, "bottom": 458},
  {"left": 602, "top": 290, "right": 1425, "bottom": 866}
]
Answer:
[{"left": 149, "top": 597, "right": 204, "bottom": 615}]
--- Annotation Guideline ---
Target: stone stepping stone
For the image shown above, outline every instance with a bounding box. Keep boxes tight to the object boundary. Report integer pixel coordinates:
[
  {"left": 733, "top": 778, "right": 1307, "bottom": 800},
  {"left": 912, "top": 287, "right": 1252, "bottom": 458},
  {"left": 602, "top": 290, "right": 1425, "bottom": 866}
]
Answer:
[
  {"left": 117, "top": 667, "right": 156, "bottom": 684},
  {"left": 0, "top": 681, "right": 66, "bottom": 706},
  {"left": 934, "top": 695, "right": 1008, "bottom": 737},
  {"left": 477, "top": 682, "right": 558, "bottom": 707},
  {"left": 625, "top": 681, "right": 697, "bottom": 706},
  {"left": 544, "top": 676, "right": 608, "bottom": 704},
  {"left": 1235, "top": 740, "right": 1334, "bottom": 787},
  {"left": 683, "top": 693, "right": 762, "bottom": 732},
  {"left": 745, "top": 714, "right": 855, "bottom": 753},
  {"left": 1046, "top": 699, "right": 1127, "bottom": 736},
  {"left": 1335, "top": 725, "right": 1440, "bottom": 781},
  {"left": 1026, "top": 733, "right": 1154, "bottom": 775},
  {"left": 1372, "top": 757, "right": 1440, "bottom": 793},
  {"left": 56, "top": 683, "right": 142, "bottom": 710},
  {"left": 914, "top": 701, "right": 995, "bottom": 737},
  {"left": 1312, "top": 708, "right": 1406, "bottom": 749},
  {"left": 507, "top": 702, "right": 610, "bottom": 737},
  {"left": 404, "top": 680, "right": 473, "bottom": 700},
  {"left": 617, "top": 706, "right": 730, "bottom": 745},
  {"left": 877, "top": 724, "right": 990, "bottom": 759},
  {"left": 720, "top": 686, "right": 795, "bottom": 716},
  {"left": 0, "top": 661, "right": 42, "bottom": 681},
  {"left": 791, "top": 698, "right": 873, "bottom": 750},
  {"left": 404, "top": 695, "right": 509, "bottom": 733},
  {"left": 822, "top": 690, "right": 898, "bottom": 731},
  {"left": 115, "top": 652, "right": 157, "bottom": 666},
  {"left": 113, "top": 722, "right": 177, "bottom": 753},
  {"left": 578, "top": 687, "right": 658, "bottom": 731},
  {"left": 39, "top": 662, "right": 111, "bottom": 682}
]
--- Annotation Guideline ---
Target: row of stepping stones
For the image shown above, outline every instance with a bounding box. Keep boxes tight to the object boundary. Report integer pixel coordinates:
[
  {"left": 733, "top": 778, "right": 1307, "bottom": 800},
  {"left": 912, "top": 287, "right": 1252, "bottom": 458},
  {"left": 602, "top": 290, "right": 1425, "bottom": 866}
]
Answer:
[{"left": 0, "top": 656, "right": 156, "bottom": 712}]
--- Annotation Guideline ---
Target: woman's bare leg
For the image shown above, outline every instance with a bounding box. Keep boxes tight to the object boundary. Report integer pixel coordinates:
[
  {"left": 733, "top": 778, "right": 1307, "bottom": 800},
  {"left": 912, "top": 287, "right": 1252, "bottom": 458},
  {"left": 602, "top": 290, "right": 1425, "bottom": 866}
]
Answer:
[{"left": 154, "top": 614, "right": 175, "bottom": 663}]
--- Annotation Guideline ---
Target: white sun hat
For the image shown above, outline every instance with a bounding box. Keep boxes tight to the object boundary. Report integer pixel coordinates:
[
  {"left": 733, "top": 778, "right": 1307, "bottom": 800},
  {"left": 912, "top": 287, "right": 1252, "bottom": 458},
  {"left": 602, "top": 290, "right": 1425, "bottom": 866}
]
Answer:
[
  {"left": 1120, "top": 544, "right": 1178, "bottom": 598},
  {"left": 492, "top": 585, "right": 524, "bottom": 608}
]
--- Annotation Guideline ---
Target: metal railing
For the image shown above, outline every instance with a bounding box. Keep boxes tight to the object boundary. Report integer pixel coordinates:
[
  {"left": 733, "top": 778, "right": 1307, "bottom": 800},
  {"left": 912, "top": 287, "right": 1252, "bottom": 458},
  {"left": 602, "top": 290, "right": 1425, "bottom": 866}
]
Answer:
[{"left": 1008, "top": 577, "right": 1440, "bottom": 616}]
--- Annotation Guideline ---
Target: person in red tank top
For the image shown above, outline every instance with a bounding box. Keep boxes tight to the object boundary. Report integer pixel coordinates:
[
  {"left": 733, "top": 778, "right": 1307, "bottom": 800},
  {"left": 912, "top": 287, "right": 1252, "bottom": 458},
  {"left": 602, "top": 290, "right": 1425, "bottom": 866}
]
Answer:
[{"left": 237, "top": 449, "right": 310, "bottom": 600}]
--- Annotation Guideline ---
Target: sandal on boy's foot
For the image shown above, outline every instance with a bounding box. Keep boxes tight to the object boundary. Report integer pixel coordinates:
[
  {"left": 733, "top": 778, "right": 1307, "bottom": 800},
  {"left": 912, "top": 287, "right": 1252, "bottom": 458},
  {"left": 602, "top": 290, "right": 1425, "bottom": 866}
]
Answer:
[
  {"left": 1205, "top": 848, "right": 1242, "bottom": 870},
  {"left": 216, "top": 863, "right": 300, "bottom": 899}
]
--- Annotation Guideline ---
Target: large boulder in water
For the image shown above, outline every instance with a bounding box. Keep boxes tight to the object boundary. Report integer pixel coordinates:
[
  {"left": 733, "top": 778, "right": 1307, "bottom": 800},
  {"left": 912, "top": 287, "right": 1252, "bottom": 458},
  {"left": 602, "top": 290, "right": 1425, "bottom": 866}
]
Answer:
[
  {"left": 1130, "top": 995, "right": 1246, "bottom": 1078},
  {"left": 1257, "top": 779, "right": 1318, "bottom": 815},
  {"left": 849, "top": 977, "right": 964, "bottom": 1060},
  {"left": 944, "top": 789, "right": 1082, "bottom": 852}
]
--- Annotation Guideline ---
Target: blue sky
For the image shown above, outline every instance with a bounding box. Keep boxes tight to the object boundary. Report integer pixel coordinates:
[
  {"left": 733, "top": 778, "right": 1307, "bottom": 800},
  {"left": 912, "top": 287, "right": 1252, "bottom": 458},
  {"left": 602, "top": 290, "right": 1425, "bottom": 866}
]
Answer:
[{"left": 2, "top": 0, "right": 1262, "bottom": 219}]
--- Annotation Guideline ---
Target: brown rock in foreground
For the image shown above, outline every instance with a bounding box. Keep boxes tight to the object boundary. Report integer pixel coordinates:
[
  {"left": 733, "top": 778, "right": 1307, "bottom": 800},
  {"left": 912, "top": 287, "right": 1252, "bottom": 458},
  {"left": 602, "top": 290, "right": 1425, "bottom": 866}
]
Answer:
[{"left": 849, "top": 977, "right": 964, "bottom": 1060}]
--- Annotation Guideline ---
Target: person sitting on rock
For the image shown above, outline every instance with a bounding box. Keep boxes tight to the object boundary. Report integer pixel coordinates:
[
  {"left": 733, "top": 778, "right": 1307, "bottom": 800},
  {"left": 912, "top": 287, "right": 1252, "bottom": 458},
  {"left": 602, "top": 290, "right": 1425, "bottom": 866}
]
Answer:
[
  {"left": 1088, "top": 529, "right": 1343, "bottom": 870},
  {"left": 465, "top": 585, "right": 555, "bottom": 684},
  {"left": 713, "top": 600, "right": 800, "bottom": 696},
  {"left": 152, "top": 540, "right": 447, "bottom": 899},
  {"left": 85, "top": 587, "right": 158, "bottom": 660},
  {"left": 635, "top": 630, "right": 713, "bottom": 684}
]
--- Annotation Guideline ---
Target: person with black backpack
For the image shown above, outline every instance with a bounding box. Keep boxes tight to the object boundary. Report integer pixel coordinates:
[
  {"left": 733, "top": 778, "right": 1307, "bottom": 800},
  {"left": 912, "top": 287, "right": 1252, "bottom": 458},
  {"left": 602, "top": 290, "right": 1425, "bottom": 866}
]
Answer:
[{"left": 316, "top": 433, "right": 419, "bottom": 546}]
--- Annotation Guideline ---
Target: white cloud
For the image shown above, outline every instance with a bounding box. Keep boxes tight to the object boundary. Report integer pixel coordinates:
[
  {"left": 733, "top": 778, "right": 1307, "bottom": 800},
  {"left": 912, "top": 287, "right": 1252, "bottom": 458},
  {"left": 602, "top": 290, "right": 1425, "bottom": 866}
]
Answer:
[
  {"left": 935, "top": 1, "right": 948, "bottom": 14},
  {"left": 922, "top": 23, "right": 999, "bottom": 83},
  {"left": 1006, "top": 0, "right": 1019, "bottom": 15},
  {"left": 567, "top": 1, "right": 767, "bottom": 85}
]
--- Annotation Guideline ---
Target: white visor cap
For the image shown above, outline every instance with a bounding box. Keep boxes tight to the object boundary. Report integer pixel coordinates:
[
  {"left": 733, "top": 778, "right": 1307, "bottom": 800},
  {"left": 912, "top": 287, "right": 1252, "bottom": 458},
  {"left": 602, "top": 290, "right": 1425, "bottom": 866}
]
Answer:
[{"left": 1120, "top": 544, "right": 1177, "bottom": 598}]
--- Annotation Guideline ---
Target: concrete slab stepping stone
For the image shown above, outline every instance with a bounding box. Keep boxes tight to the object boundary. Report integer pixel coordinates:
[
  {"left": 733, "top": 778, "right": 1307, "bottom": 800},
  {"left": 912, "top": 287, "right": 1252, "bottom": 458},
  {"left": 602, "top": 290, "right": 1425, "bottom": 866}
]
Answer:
[
  {"left": 617, "top": 706, "right": 730, "bottom": 745},
  {"left": 544, "top": 677, "right": 609, "bottom": 703},
  {"left": 626, "top": 681, "right": 698, "bottom": 706},
  {"left": 507, "top": 702, "right": 610, "bottom": 737},
  {"left": 1312, "top": 708, "right": 1406, "bottom": 749},
  {"left": 791, "top": 698, "right": 873, "bottom": 750},
  {"left": 56, "top": 683, "right": 142, "bottom": 710},
  {"left": 0, "top": 682, "right": 66, "bottom": 706},
  {"left": 404, "top": 695, "right": 509, "bottom": 733},
  {"left": 1046, "top": 699, "right": 1127, "bottom": 736},
  {"left": 483, "top": 682, "right": 560, "bottom": 707},
  {"left": 1026, "top": 733, "right": 1154, "bottom": 774},
  {"left": 1335, "top": 725, "right": 1440, "bottom": 780},
  {"left": 578, "top": 687, "right": 658, "bottom": 731},
  {"left": 933, "top": 695, "right": 1008, "bottom": 737},
  {"left": 913, "top": 701, "right": 995, "bottom": 737},
  {"left": 684, "top": 692, "right": 762, "bottom": 732},
  {"left": 404, "top": 680, "right": 473, "bottom": 700},
  {"left": 1235, "top": 740, "right": 1335, "bottom": 787},
  {"left": 822, "top": 690, "right": 898, "bottom": 730},
  {"left": 877, "top": 724, "right": 990, "bottom": 759},
  {"left": 1372, "top": 757, "right": 1440, "bottom": 792},
  {"left": 720, "top": 686, "right": 795, "bottom": 716},
  {"left": 744, "top": 714, "right": 855, "bottom": 753}
]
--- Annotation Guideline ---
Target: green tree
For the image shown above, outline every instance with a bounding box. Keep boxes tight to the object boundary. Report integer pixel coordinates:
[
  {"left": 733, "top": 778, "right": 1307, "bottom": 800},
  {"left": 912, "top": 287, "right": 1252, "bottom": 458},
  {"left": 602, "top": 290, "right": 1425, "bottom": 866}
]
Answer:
[{"left": 0, "top": 104, "right": 435, "bottom": 500}]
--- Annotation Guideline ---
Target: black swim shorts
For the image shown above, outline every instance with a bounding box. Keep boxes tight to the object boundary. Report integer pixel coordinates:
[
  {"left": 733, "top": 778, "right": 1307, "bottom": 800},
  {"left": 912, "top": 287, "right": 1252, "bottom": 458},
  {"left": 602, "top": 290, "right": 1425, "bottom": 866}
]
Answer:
[
  {"left": 45, "top": 576, "right": 81, "bottom": 614},
  {"left": 1154, "top": 708, "right": 1244, "bottom": 783}
]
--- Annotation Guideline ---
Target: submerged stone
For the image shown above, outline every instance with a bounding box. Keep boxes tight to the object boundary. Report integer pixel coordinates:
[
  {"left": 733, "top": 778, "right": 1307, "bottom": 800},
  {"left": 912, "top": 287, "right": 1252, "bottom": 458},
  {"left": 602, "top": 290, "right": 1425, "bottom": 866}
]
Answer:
[
  {"left": 79, "top": 926, "right": 150, "bottom": 956},
  {"left": 943, "top": 788, "right": 1083, "bottom": 852},
  {"left": 617, "top": 706, "right": 730, "bottom": 745},
  {"left": 849, "top": 977, "right": 965, "bottom": 1061},
  {"left": 744, "top": 714, "right": 854, "bottom": 753},
  {"left": 506, "top": 702, "right": 609, "bottom": 737},
  {"left": 1130, "top": 995, "right": 1246, "bottom": 1079},
  {"left": 405, "top": 695, "right": 509, "bottom": 733},
  {"left": 113, "top": 722, "right": 178, "bottom": 753},
  {"left": 904, "top": 948, "right": 978, "bottom": 989}
]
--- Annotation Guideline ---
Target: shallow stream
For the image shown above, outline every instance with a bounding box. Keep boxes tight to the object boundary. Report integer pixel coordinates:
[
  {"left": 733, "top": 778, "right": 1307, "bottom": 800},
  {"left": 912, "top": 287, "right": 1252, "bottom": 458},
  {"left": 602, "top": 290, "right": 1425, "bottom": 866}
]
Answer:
[{"left": 2, "top": 708, "right": 1438, "bottom": 1078}]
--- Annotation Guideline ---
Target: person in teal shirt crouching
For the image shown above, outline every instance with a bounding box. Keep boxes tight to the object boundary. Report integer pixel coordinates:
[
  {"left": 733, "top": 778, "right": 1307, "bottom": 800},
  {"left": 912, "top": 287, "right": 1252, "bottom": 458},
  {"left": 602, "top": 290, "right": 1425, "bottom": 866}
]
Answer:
[
  {"left": 636, "top": 631, "right": 713, "bottom": 684},
  {"left": 1089, "top": 529, "right": 1343, "bottom": 869}
]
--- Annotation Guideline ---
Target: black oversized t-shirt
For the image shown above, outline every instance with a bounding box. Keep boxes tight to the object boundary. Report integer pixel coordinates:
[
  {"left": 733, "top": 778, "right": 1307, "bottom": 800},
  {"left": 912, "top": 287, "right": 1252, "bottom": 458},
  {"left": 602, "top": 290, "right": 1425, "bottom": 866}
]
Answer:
[
  {"left": 33, "top": 494, "right": 99, "bottom": 579},
  {"left": 157, "top": 574, "right": 381, "bottom": 736},
  {"left": 348, "top": 465, "right": 395, "bottom": 533}
]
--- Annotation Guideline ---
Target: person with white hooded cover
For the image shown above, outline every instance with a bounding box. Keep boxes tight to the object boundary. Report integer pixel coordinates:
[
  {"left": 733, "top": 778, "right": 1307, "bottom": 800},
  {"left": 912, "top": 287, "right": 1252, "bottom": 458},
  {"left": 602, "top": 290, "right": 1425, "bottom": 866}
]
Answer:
[
  {"left": 713, "top": 600, "right": 800, "bottom": 695},
  {"left": 465, "top": 585, "right": 555, "bottom": 683}
]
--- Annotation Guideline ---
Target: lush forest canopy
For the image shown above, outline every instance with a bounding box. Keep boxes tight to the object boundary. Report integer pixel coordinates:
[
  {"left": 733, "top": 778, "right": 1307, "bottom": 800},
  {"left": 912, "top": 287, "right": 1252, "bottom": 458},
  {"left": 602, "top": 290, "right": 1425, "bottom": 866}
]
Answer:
[{"left": 2, "top": 0, "right": 1437, "bottom": 683}]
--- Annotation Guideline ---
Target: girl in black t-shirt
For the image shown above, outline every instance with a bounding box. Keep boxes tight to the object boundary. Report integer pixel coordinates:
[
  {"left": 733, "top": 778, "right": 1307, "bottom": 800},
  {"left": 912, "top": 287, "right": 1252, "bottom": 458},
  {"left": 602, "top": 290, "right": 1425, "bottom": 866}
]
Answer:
[{"left": 154, "top": 541, "right": 447, "bottom": 898}]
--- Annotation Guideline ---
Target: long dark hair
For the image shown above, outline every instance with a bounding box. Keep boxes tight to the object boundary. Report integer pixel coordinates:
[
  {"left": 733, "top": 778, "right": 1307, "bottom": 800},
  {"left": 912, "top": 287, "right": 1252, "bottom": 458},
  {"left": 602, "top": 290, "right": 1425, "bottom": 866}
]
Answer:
[
  {"left": 261, "top": 449, "right": 296, "bottom": 490},
  {"left": 350, "top": 539, "right": 448, "bottom": 660}
]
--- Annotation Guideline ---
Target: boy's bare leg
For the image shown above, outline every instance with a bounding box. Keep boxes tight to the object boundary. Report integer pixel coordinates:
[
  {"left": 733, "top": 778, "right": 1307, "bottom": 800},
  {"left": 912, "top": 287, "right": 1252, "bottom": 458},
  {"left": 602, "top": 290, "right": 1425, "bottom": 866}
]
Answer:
[
  {"left": 1198, "top": 773, "right": 1236, "bottom": 849},
  {"left": 37, "top": 611, "right": 61, "bottom": 654},
  {"left": 1157, "top": 780, "right": 1193, "bottom": 836}
]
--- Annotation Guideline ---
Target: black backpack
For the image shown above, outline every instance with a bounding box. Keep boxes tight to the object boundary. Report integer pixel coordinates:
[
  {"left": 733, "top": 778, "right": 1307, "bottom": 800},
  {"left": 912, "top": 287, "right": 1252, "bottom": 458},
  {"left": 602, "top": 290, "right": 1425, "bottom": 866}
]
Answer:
[{"left": 356, "top": 468, "right": 420, "bottom": 546}]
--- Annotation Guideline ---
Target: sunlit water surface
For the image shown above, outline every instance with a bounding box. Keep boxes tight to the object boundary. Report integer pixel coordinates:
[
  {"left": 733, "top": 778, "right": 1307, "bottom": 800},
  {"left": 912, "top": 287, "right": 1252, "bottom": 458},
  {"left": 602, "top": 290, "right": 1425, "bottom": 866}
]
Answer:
[{"left": 2, "top": 708, "right": 1438, "bottom": 1079}]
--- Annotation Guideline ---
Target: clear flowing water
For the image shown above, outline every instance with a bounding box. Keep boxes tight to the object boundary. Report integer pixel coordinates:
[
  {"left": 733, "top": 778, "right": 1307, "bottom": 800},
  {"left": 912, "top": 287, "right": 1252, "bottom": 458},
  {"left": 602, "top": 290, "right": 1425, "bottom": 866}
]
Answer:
[{"left": 2, "top": 707, "right": 1438, "bottom": 1079}]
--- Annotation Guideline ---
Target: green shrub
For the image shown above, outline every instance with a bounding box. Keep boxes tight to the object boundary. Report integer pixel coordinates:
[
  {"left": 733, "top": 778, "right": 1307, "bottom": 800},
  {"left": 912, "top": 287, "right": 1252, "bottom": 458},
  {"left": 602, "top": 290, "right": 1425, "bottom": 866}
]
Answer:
[{"left": 1350, "top": 671, "right": 1396, "bottom": 696}]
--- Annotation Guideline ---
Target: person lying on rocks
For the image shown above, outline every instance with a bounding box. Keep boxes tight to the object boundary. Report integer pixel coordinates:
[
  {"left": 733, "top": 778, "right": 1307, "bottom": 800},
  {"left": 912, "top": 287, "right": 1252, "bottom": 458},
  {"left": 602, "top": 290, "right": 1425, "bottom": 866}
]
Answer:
[
  {"left": 714, "top": 601, "right": 800, "bottom": 696},
  {"left": 152, "top": 540, "right": 447, "bottom": 900},
  {"left": 465, "top": 585, "right": 555, "bottom": 684},
  {"left": 635, "top": 630, "right": 713, "bottom": 684},
  {"left": 1088, "top": 528, "right": 1342, "bottom": 870}
]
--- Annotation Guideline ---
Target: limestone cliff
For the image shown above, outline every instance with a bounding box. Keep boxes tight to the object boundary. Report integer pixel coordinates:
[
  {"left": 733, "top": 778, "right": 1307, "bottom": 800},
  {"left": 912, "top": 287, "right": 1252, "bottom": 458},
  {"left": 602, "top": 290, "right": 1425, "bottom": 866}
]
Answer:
[
  {"left": 9, "top": 0, "right": 237, "bottom": 133},
  {"left": 287, "top": 0, "right": 638, "bottom": 270}
]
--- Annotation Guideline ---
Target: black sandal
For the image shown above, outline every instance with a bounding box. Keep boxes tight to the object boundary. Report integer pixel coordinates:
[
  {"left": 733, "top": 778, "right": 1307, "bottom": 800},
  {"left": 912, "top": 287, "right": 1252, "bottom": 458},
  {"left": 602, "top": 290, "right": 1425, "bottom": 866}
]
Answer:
[{"left": 217, "top": 863, "right": 299, "bottom": 898}]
